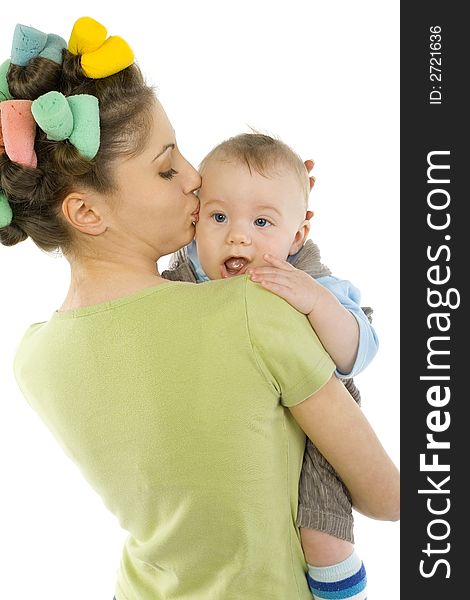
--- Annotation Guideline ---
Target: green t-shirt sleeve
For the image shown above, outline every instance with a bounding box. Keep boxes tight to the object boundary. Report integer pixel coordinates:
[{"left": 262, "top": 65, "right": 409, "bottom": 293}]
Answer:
[{"left": 244, "top": 278, "right": 335, "bottom": 407}]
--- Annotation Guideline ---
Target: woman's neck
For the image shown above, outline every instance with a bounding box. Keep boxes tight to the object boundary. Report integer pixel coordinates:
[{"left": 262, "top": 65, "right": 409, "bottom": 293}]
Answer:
[{"left": 59, "top": 256, "right": 166, "bottom": 312}]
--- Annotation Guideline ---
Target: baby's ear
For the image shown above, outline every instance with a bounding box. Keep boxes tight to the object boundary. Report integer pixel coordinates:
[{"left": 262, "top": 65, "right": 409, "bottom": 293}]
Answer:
[{"left": 288, "top": 219, "right": 310, "bottom": 255}]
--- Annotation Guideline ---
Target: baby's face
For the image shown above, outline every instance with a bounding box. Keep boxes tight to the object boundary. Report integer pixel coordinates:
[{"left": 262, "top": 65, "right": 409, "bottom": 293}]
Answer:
[{"left": 195, "top": 160, "right": 307, "bottom": 279}]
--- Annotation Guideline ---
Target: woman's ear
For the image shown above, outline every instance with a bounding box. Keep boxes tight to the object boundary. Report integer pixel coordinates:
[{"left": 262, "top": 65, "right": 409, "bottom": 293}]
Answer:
[
  {"left": 288, "top": 217, "right": 311, "bottom": 256},
  {"left": 61, "top": 192, "right": 108, "bottom": 236}
]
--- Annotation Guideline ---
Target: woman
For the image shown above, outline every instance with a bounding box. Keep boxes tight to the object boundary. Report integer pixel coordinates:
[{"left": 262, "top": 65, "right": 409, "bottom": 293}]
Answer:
[{"left": 1, "top": 18, "right": 399, "bottom": 599}]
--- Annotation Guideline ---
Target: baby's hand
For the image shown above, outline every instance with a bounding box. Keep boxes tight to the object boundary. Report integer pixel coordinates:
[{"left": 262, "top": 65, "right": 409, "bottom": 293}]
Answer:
[{"left": 248, "top": 254, "right": 326, "bottom": 315}]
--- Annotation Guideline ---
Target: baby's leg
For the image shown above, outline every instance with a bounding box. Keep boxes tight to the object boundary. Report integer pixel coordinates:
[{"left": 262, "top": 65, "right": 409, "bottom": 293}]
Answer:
[
  {"left": 298, "top": 438, "right": 367, "bottom": 599},
  {"left": 300, "top": 528, "right": 353, "bottom": 566}
]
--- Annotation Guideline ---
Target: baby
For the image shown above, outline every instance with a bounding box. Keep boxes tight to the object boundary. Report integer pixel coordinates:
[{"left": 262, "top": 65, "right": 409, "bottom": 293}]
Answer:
[{"left": 162, "top": 133, "right": 378, "bottom": 600}]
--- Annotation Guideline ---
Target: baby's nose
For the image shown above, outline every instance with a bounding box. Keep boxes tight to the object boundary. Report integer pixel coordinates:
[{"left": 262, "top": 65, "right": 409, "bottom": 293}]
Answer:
[{"left": 227, "top": 228, "right": 251, "bottom": 245}]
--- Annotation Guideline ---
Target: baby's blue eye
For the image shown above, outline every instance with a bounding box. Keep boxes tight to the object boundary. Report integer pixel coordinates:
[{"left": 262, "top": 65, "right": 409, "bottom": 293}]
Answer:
[
  {"left": 212, "top": 213, "right": 227, "bottom": 223},
  {"left": 254, "top": 218, "right": 271, "bottom": 227}
]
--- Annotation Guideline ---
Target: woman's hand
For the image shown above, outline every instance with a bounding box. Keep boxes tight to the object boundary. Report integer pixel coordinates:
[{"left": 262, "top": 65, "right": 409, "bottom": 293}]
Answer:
[
  {"left": 248, "top": 254, "right": 326, "bottom": 315},
  {"left": 304, "top": 158, "right": 316, "bottom": 190}
]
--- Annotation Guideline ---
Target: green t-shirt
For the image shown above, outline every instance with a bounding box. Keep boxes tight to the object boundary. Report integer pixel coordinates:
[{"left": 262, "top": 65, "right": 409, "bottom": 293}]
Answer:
[{"left": 14, "top": 275, "right": 334, "bottom": 600}]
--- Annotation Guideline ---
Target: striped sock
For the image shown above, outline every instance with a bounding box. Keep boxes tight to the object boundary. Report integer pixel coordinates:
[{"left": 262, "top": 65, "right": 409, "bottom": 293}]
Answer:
[{"left": 307, "top": 550, "right": 367, "bottom": 599}]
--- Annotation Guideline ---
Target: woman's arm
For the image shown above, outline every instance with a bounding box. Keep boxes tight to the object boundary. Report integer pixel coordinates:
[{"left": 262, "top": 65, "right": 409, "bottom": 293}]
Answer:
[{"left": 289, "top": 374, "right": 400, "bottom": 521}]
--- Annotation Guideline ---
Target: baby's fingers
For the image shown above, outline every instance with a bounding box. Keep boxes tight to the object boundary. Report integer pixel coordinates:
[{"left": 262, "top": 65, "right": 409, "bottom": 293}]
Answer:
[
  {"left": 257, "top": 280, "right": 291, "bottom": 297},
  {"left": 248, "top": 270, "right": 298, "bottom": 295},
  {"left": 249, "top": 274, "right": 306, "bottom": 312},
  {"left": 262, "top": 253, "right": 296, "bottom": 270},
  {"left": 248, "top": 267, "right": 292, "bottom": 282}
]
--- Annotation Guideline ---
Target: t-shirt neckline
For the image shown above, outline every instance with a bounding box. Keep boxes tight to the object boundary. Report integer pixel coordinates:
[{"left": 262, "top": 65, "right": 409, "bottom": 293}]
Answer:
[{"left": 51, "top": 280, "right": 179, "bottom": 320}]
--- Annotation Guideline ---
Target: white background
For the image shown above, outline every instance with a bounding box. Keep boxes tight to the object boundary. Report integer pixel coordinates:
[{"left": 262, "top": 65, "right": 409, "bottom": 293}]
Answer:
[{"left": 0, "top": 2, "right": 400, "bottom": 598}]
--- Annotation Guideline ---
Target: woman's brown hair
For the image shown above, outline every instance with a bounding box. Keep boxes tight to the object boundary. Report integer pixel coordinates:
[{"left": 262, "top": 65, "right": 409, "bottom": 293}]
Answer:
[{"left": 0, "top": 49, "right": 155, "bottom": 253}]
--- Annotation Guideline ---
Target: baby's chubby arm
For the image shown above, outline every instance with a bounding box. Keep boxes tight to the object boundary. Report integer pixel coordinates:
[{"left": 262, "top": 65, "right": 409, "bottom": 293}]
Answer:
[{"left": 248, "top": 254, "right": 373, "bottom": 375}]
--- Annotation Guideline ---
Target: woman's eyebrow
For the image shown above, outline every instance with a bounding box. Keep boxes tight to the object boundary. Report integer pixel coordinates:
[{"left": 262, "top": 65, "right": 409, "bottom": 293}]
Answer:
[{"left": 152, "top": 143, "right": 175, "bottom": 162}]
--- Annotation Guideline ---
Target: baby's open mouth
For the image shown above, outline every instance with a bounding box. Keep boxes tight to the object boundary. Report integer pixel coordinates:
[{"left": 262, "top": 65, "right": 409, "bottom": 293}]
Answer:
[{"left": 221, "top": 257, "right": 250, "bottom": 278}]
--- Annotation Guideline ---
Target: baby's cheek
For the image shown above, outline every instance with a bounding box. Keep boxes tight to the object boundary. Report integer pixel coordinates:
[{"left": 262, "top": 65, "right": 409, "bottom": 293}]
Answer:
[
  {"left": 260, "top": 241, "right": 283, "bottom": 261},
  {"left": 194, "top": 222, "right": 208, "bottom": 248},
  {"left": 194, "top": 239, "right": 216, "bottom": 278},
  {"left": 201, "top": 260, "right": 221, "bottom": 281},
  {"left": 193, "top": 219, "right": 210, "bottom": 242}
]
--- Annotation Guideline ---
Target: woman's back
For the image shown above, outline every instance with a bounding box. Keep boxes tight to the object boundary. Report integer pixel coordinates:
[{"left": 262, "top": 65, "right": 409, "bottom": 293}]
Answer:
[{"left": 14, "top": 275, "right": 334, "bottom": 600}]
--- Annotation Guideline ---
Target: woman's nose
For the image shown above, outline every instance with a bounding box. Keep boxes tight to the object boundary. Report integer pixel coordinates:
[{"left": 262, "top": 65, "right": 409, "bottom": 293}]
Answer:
[{"left": 184, "top": 162, "right": 202, "bottom": 195}]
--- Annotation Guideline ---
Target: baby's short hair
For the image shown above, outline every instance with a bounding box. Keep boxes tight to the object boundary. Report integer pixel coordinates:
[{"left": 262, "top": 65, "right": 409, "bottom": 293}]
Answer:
[{"left": 199, "top": 133, "right": 310, "bottom": 207}]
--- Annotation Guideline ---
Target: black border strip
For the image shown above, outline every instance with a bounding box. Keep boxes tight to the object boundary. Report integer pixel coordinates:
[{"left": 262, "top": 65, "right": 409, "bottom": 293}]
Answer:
[{"left": 401, "top": 4, "right": 465, "bottom": 596}]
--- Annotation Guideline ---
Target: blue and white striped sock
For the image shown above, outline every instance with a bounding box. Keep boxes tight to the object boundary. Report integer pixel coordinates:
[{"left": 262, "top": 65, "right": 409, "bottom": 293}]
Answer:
[{"left": 307, "top": 550, "right": 367, "bottom": 599}]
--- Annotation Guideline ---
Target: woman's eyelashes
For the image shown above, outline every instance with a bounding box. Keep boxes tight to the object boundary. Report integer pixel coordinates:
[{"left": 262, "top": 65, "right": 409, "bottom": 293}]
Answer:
[{"left": 159, "top": 168, "right": 178, "bottom": 180}]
